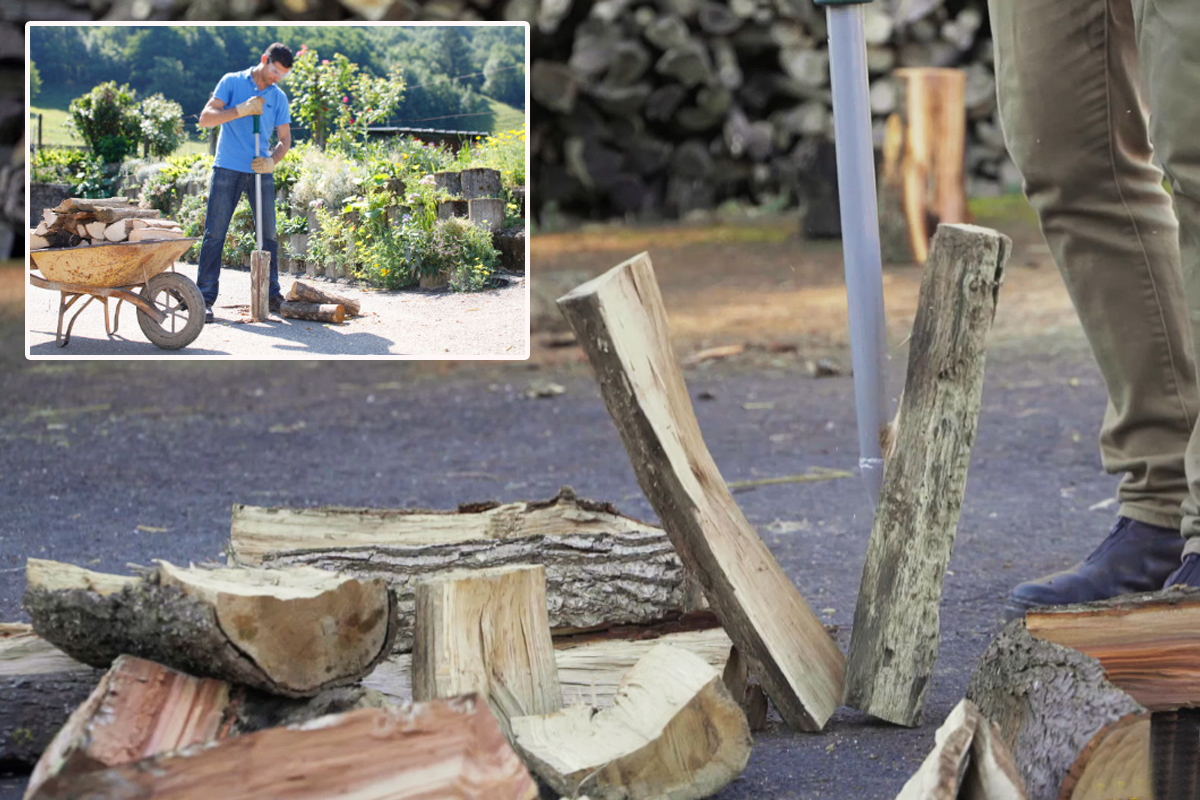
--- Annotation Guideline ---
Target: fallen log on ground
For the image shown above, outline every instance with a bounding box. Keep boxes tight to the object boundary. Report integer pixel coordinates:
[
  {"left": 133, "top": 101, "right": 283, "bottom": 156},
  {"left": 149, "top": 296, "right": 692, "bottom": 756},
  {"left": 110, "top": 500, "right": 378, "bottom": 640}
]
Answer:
[
  {"left": 557, "top": 251, "right": 844, "bottom": 731},
  {"left": 23, "top": 558, "right": 398, "bottom": 698},
  {"left": 412, "top": 564, "right": 562, "bottom": 737},
  {"left": 511, "top": 643, "right": 751, "bottom": 800},
  {"left": 278, "top": 300, "right": 345, "bottom": 323},
  {"left": 23, "top": 655, "right": 233, "bottom": 800},
  {"left": 27, "top": 697, "right": 539, "bottom": 800},
  {"left": 966, "top": 620, "right": 1145, "bottom": 800},
  {"left": 845, "top": 223, "right": 1010, "bottom": 727},
  {"left": 0, "top": 624, "right": 100, "bottom": 766},
  {"left": 287, "top": 280, "right": 361, "bottom": 316},
  {"left": 229, "top": 487, "right": 703, "bottom": 652}
]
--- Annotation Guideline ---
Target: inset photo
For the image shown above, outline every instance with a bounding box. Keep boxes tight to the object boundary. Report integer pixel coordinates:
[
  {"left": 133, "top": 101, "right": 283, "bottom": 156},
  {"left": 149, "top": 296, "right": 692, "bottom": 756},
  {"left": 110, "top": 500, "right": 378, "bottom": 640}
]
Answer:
[{"left": 26, "top": 21, "right": 528, "bottom": 359}]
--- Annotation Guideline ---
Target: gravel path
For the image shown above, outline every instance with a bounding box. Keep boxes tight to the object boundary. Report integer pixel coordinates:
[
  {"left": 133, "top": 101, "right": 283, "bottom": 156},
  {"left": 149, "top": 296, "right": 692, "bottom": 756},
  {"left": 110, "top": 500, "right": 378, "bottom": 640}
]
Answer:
[{"left": 26, "top": 261, "right": 529, "bottom": 359}]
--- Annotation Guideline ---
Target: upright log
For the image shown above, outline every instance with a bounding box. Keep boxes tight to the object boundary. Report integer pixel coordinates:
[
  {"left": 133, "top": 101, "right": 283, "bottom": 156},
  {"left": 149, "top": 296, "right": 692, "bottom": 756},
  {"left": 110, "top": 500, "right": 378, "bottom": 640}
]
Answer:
[
  {"left": 249, "top": 250, "right": 270, "bottom": 321},
  {"left": 966, "top": 621, "right": 1144, "bottom": 800},
  {"left": 23, "top": 559, "right": 398, "bottom": 698},
  {"left": 23, "top": 655, "right": 232, "bottom": 800},
  {"left": 28, "top": 699, "right": 539, "bottom": 800},
  {"left": 0, "top": 624, "right": 100, "bottom": 766},
  {"left": 412, "top": 564, "right": 562, "bottom": 737},
  {"left": 845, "top": 224, "right": 1010, "bottom": 727},
  {"left": 557, "top": 251, "right": 844, "bottom": 731}
]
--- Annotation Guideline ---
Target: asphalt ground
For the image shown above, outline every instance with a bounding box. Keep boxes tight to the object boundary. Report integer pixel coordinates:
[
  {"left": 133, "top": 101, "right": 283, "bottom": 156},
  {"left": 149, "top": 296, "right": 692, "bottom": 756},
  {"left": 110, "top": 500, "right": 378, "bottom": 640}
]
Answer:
[{"left": 0, "top": 278, "right": 1118, "bottom": 799}]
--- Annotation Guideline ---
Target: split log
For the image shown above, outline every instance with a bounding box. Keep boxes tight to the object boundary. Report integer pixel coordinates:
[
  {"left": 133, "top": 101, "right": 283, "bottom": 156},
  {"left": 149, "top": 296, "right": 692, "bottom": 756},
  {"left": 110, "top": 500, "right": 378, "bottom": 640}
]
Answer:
[
  {"left": 128, "top": 227, "right": 186, "bottom": 241},
  {"left": 28, "top": 698, "right": 539, "bottom": 800},
  {"left": 1057, "top": 713, "right": 1151, "bottom": 800},
  {"left": 249, "top": 250, "right": 269, "bottom": 321},
  {"left": 895, "top": 698, "right": 1027, "bottom": 800},
  {"left": 286, "top": 280, "right": 361, "bottom": 316},
  {"left": 966, "top": 620, "right": 1145, "bottom": 800},
  {"left": 23, "top": 558, "right": 398, "bottom": 698},
  {"left": 129, "top": 218, "right": 183, "bottom": 231},
  {"left": 278, "top": 301, "right": 346, "bottom": 323},
  {"left": 557, "top": 251, "right": 844, "bottom": 731},
  {"left": 845, "top": 224, "right": 1010, "bottom": 727},
  {"left": 228, "top": 488, "right": 704, "bottom": 653},
  {"left": 511, "top": 644, "right": 751, "bottom": 800},
  {"left": 412, "top": 564, "right": 562, "bottom": 737},
  {"left": 29, "top": 230, "right": 50, "bottom": 250},
  {"left": 82, "top": 221, "right": 107, "bottom": 240},
  {"left": 53, "top": 197, "right": 137, "bottom": 213},
  {"left": 92, "top": 207, "right": 160, "bottom": 224},
  {"left": 24, "top": 655, "right": 233, "bottom": 800},
  {"left": 103, "top": 219, "right": 137, "bottom": 242},
  {"left": 721, "top": 645, "right": 770, "bottom": 732},
  {"left": 1023, "top": 588, "right": 1200, "bottom": 711},
  {"left": 364, "top": 621, "right": 733, "bottom": 708},
  {"left": 0, "top": 624, "right": 100, "bottom": 766}
]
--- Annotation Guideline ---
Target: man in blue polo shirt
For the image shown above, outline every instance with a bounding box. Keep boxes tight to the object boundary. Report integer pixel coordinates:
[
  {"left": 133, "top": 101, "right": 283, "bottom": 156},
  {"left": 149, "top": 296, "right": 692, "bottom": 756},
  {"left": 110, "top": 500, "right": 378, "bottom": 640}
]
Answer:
[{"left": 196, "top": 42, "right": 293, "bottom": 323}]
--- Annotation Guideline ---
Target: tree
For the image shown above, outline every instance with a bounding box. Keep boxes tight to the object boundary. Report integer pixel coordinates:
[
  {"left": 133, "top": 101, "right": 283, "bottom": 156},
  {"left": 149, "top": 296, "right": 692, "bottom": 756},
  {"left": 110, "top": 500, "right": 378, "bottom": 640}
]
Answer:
[
  {"left": 288, "top": 46, "right": 405, "bottom": 150},
  {"left": 138, "top": 93, "right": 185, "bottom": 157},
  {"left": 481, "top": 43, "right": 523, "bottom": 110},
  {"left": 66, "top": 82, "right": 141, "bottom": 163},
  {"left": 437, "top": 27, "right": 479, "bottom": 92},
  {"left": 30, "top": 61, "right": 42, "bottom": 101}
]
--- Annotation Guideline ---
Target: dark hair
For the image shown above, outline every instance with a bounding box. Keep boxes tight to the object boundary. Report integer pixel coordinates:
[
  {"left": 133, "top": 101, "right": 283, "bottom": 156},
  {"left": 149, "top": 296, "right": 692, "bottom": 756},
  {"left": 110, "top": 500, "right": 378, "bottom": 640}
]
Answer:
[{"left": 263, "top": 43, "right": 293, "bottom": 69}]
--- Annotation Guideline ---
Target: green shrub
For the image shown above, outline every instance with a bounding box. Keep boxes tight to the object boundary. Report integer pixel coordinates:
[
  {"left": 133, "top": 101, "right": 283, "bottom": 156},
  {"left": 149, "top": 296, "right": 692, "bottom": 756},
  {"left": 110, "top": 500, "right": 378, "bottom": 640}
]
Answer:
[
  {"left": 66, "top": 82, "right": 140, "bottom": 163},
  {"left": 289, "top": 148, "right": 362, "bottom": 213},
  {"left": 417, "top": 217, "right": 499, "bottom": 292},
  {"left": 456, "top": 126, "right": 525, "bottom": 190},
  {"left": 138, "top": 153, "right": 213, "bottom": 215},
  {"left": 137, "top": 93, "right": 185, "bottom": 158},
  {"left": 31, "top": 148, "right": 115, "bottom": 198}
]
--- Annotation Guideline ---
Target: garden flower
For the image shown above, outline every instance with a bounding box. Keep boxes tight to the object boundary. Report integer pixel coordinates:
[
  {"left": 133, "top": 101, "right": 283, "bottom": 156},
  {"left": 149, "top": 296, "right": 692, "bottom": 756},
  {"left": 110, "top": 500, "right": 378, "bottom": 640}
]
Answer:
[{"left": 322, "top": 59, "right": 329, "bottom": 65}]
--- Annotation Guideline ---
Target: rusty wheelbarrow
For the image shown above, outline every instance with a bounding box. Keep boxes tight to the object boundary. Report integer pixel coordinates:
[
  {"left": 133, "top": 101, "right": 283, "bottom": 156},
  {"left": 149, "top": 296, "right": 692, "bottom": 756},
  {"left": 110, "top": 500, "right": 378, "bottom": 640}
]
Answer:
[{"left": 29, "top": 237, "right": 203, "bottom": 350}]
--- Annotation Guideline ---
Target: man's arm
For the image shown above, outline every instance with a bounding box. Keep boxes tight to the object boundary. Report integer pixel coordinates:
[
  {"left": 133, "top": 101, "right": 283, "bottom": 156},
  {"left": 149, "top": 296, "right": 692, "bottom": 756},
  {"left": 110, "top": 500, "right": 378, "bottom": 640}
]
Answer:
[
  {"left": 269, "top": 123, "right": 291, "bottom": 164},
  {"left": 198, "top": 96, "right": 263, "bottom": 129}
]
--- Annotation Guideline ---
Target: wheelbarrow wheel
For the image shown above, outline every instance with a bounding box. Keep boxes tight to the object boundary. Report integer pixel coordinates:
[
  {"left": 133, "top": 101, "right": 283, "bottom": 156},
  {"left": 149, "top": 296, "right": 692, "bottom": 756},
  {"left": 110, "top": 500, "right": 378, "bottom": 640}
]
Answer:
[{"left": 136, "top": 272, "right": 205, "bottom": 350}]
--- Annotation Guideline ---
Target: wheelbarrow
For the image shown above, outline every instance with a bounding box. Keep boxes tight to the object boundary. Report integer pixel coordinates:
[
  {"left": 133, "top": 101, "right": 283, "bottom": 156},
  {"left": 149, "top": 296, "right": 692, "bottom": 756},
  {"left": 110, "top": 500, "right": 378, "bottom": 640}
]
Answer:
[{"left": 29, "top": 237, "right": 203, "bottom": 350}]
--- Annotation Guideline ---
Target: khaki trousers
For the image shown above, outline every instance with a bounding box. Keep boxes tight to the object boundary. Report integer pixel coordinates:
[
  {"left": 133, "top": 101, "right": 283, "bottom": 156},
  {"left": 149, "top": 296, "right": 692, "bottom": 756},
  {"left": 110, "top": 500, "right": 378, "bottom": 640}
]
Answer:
[{"left": 989, "top": 0, "right": 1200, "bottom": 552}]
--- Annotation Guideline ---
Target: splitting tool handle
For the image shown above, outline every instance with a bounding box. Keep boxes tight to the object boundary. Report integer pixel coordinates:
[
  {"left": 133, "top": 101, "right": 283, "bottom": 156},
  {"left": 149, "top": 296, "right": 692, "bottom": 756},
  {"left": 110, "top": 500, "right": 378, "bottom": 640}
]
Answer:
[{"left": 254, "top": 114, "right": 263, "bottom": 252}]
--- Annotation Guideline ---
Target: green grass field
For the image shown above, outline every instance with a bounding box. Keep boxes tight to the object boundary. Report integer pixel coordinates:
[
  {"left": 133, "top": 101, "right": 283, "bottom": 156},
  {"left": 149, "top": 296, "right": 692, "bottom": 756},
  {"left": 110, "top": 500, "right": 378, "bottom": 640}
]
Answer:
[{"left": 486, "top": 97, "right": 525, "bottom": 135}]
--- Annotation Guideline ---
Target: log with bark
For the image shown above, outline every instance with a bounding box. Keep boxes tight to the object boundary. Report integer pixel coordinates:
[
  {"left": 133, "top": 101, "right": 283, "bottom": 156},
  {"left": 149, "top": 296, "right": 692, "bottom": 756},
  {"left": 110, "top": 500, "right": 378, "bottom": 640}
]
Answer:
[
  {"left": 511, "top": 643, "right": 752, "bottom": 800},
  {"left": 23, "top": 655, "right": 233, "bottom": 800},
  {"left": 278, "top": 301, "right": 346, "bottom": 324},
  {"left": 557, "top": 251, "right": 844, "bottom": 732},
  {"left": 27, "top": 697, "right": 540, "bottom": 800},
  {"left": 228, "top": 487, "right": 705, "bottom": 652},
  {"left": 966, "top": 620, "right": 1146, "bottom": 800},
  {"left": 412, "top": 564, "right": 562, "bottom": 738},
  {"left": 0, "top": 624, "right": 100, "bottom": 766},
  {"left": 845, "top": 224, "right": 1010, "bottom": 727},
  {"left": 286, "top": 279, "right": 362, "bottom": 316},
  {"left": 23, "top": 558, "right": 398, "bottom": 698}
]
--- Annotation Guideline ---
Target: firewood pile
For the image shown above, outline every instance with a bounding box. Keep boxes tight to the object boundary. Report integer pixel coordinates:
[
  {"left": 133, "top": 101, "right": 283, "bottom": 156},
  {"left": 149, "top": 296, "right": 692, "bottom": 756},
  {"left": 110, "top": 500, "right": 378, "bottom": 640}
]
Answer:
[{"left": 30, "top": 198, "right": 185, "bottom": 250}]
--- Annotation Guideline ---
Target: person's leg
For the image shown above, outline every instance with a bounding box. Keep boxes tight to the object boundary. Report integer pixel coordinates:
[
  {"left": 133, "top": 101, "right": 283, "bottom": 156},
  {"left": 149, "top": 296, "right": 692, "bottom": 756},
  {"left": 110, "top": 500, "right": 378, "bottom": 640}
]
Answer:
[
  {"left": 989, "top": 0, "right": 1199, "bottom": 615},
  {"left": 1131, "top": 0, "right": 1200, "bottom": 578},
  {"left": 195, "top": 167, "right": 243, "bottom": 308},
  {"left": 245, "top": 173, "right": 284, "bottom": 305}
]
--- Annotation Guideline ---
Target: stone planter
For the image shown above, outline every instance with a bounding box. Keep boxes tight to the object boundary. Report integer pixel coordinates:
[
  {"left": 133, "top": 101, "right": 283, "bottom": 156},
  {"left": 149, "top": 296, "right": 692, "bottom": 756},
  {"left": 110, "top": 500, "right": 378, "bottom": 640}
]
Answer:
[
  {"left": 434, "top": 171, "right": 461, "bottom": 197},
  {"left": 460, "top": 168, "right": 502, "bottom": 200},
  {"left": 493, "top": 228, "right": 526, "bottom": 275},
  {"left": 469, "top": 198, "right": 505, "bottom": 233},
  {"left": 437, "top": 200, "right": 469, "bottom": 220}
]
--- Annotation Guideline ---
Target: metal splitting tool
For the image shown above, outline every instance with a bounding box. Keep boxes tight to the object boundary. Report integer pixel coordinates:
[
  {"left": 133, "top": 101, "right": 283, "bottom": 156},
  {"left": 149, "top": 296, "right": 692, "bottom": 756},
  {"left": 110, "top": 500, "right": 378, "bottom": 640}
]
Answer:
[{"left": 815, "top": 0, "right": 889, "bottom": 507}]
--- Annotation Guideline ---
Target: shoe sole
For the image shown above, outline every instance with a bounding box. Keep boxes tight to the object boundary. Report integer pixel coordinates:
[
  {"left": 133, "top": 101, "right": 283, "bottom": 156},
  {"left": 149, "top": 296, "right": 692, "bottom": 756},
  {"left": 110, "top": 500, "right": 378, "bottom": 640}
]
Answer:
[{"left": 1002, "top": 596, "right": 1035, "bottom": 622}]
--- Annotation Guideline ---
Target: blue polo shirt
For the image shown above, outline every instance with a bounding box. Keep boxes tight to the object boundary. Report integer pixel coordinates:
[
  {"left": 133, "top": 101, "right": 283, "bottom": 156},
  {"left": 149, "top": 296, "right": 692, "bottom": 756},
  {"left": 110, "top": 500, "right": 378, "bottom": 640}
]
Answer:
[{"left": 212, "top": 68, "right": 291, "bottom": 174}]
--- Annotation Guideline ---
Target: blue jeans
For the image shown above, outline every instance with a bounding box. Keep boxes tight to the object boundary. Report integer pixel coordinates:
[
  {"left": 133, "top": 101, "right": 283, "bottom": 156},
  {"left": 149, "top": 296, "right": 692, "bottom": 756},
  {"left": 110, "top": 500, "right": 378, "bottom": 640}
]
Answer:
[{"left": 196, "top": 166, "right": 282, "bottom": 306}]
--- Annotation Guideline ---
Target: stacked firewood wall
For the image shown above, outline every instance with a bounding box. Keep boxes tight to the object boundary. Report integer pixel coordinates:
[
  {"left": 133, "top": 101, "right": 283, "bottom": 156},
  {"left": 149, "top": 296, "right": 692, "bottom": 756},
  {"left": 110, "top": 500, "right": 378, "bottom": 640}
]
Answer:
[{"left": 527, "top": 0, "right": 1011, "bottom": 232}]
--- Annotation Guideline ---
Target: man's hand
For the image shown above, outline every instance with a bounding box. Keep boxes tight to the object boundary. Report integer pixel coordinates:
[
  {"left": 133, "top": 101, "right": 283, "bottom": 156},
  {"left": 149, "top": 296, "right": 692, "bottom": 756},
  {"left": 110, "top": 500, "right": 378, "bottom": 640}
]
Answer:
[
  {"left": 236, "top": 96, "right": 264, "bottom": 117},
  {"left": 251, "top": 157, "right": 275, "bottom": 175}
]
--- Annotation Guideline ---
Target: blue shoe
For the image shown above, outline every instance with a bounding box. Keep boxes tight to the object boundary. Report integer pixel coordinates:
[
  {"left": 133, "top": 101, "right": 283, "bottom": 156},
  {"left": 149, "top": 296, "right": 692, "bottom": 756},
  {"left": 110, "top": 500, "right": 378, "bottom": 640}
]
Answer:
[
  {"left": 1164, "top": 553, "right": 1200, "bottom": 589},
  {"left": 1003, "top": 517, "right": 1183, "bottom": 620},
  {"left": 204, "top": 305, "right": 214, "bottom": 324}
]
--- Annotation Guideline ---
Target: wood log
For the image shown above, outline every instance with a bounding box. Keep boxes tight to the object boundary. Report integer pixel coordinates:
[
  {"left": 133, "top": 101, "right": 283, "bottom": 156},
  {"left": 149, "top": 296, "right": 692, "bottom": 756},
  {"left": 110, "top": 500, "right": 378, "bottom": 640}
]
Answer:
[
  {"left": 845, "top": 224, "right": 1010, "bottom": 727},
  {"left": 128, "top": 227, "right": 186, "bottom": 241},
  {"left": 58, "top": 212, "right": 95, "bottom": 237},
  {"left": 1057, "top": 713, "right": 1151, "bottom": 800},
  {"left": 82, "top": 221, "right": 107, "bottom": 240},
  {"left": 412, "top": 564, "right": 562, "bottom": 738},
  {"left": 532, "top": 59, "right": 578, "bottom": 114},
  {"left": 28, "top": 698, "right": 539, "bottom": 800},
  {"left": 895, "top": 698, "right": 1027, "bottom": 800},
  {"left": 53, "top": 197, "right": 137, "bottom": 213},
  {"left": 286, "top": 280, "right": 361, "bottom": 316},
  {"left": 278, "top": 301, "right": 346, "bottom": 323},
  {"left": 0, "top": 623, "right": 100, "bottom": 766},
  {"left": 129, "top": 218, "right": 184, "bottom": 230},
  {"left": 469, "top": 197, "right": 505, "bottom": 232},
  {"left": 29, "top": 230, "right": 50, "bottom": 250},
  {"left": 511, "top": 644, "right": 751, "bottom": 800},
  {"left": 228, "top": 488, "right": 703, "bottom": 653},
  {"left": 93, "top": 207, "right": 160, "bottom": 223},
  {"left": 891, "top": 67, "right": 969, "bottom": 264},
  {"left": 23, "top": 655, "right": 233, "bottom": 800},
  {"left": 721, "top": 645, "right": 769, "bottom": 732},
  {"left": 966, "top": 621, "right": 1145, "bottom": 800},
  {"left": 250, "top": 249, "right": 270, "bottom": 322},
  {"left": 103, "top": 219, "right": 136, "bottom": 242},
  {"left": 556, "top": 251, "right": 844, "bottom": 732},
  {"left": 460, "top": 167, "right": 502, "bottom": 199},
  {"left": 364, "top": 622, "right": 733, "bottom": 708},
  {"left": 1023, "top": 588, "right": 1200, "bottom": 711},
  {"left": 23, "top": 558, "right": 398, "bottom": 698}
]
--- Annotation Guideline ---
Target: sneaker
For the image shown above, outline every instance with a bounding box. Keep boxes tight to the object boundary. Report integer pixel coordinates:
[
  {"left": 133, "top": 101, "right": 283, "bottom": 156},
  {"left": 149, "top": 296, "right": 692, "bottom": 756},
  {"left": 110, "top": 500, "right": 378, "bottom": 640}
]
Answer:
[
  {"left": 1003, "top": 517, "right": 1184, "bottom": 620},
  {"left": 204, "top": 305, "right": 214, "bottom": 324},
  {"left": 1164, "top": 553, "right": 1200, "bottom": 589}
]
